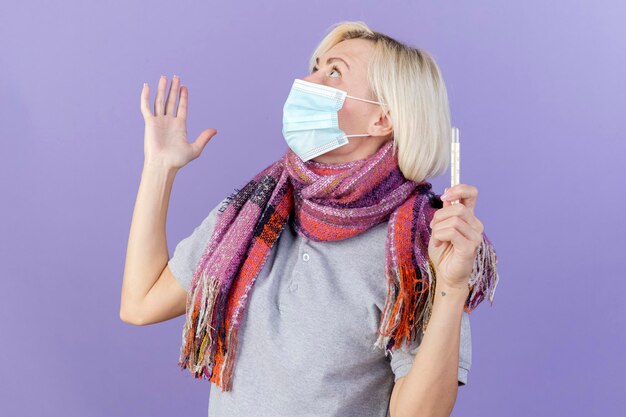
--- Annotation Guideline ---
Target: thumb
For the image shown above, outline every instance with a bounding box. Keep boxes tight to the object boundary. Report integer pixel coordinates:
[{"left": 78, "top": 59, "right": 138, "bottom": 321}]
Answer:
[{"left": 191, "top": 128, "right": 218, "bottom": 157}]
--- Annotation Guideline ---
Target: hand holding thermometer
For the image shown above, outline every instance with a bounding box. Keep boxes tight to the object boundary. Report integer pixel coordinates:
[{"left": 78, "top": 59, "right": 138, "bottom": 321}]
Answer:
[{"left": 450, "top": 127, "right": 460, "bottom": 205}]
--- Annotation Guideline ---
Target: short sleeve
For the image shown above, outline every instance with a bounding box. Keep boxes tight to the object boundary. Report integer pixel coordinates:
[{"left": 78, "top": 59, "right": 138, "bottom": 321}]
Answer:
[
  {"left": 389, "top": 310, "right": 472, "bottom": 387},
  {"left": 167, "top": 197, "right": 229, "bottom": 292}
]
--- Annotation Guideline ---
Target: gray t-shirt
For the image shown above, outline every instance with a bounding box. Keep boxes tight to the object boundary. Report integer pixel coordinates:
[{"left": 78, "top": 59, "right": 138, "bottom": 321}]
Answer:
[{"left": 168, "top": 196, "right": 472, "bottom": 417}]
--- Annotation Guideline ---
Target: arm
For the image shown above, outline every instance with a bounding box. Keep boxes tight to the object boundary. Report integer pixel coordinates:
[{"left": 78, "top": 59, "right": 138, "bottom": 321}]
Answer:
[
  {"left": 119, "top": 163, "right": 186, "bottom": 325},
  {"left": 389, "top": 282, "right": 469, "bottom": 417},
  {"left": 119, "top": 75, "right": 217, "bottom": 325}
]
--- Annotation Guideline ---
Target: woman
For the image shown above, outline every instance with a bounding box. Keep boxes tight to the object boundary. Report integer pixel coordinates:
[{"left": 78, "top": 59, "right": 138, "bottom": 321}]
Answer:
[{"left": 120, "top": 21, "right": 499, "bottom": 417}]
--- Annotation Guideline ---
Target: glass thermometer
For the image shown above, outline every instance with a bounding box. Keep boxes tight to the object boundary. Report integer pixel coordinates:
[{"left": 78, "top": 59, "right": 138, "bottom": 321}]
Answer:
[{"left": 450, "top": 127, "right": 460, "bottom": 205}]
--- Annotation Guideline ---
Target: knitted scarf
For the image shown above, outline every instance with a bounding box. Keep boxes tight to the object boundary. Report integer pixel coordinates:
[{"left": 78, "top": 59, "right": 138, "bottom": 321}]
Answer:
[{"left": 177, "top": 140, "right": 499, "bottom": 391}]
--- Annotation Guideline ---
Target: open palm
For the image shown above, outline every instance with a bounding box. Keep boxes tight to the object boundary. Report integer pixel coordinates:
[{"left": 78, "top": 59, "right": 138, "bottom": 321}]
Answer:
[{"left": 140, "top": 75, "right": 217, "bottom": 170}]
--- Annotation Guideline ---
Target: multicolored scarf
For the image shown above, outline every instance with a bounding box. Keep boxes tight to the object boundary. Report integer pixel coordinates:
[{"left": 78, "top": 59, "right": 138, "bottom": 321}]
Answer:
[{"left": 177, "top": 140, "right": 499, "bottom": 391}]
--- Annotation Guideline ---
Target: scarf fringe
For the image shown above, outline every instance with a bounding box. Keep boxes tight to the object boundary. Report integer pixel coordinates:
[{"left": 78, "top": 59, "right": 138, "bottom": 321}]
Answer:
[
  {"left": 374, "top": 259, "right": 436, "bottom": 354},
  {"left": 467, "top": 233, "right": 500, "bottom": 309},
  {"left": 177, "top": 269, "right": 220, "bottom": 380},
  {"left": 375, "top": 232, "right": 499, "bottom": 356}
]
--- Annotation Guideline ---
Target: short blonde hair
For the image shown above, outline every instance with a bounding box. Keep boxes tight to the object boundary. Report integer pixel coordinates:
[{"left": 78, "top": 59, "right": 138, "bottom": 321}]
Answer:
[{"left": 309, "top": 21, "right": 451, "bottom": 183}]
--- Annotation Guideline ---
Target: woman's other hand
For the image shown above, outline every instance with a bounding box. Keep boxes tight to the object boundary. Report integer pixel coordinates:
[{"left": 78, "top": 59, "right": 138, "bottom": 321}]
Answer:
[
  {"left": 427, "top": 184, "right": 484, "bottom": 290},
  {"left": 140, "top": 75, "right": 217, "bottom": 170}
]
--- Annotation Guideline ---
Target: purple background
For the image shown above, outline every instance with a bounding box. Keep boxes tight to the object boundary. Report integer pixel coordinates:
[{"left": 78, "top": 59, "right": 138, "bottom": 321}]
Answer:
[{"left": 1, "top": 1, "right": 624, "bottom": 416}]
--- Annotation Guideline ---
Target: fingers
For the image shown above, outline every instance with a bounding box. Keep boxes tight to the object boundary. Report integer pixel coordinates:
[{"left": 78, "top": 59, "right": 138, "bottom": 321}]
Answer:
[
  {"left": 431, "top": 214, "right": 483, "bottom": 247},
  {"left": 154, "top": 75, "right": 167, "bottom": 116},
  {"left": 431, "top": 224, "right": 476, "bottom": 256},
  {"left": 140, "top": 83, "right": 153, "bottom": 119},
  {"left": 165, "top": 75, "right": 180, "bottom": 116},
  {"left": 178, "top": 84, "right": 188, "bottom": 120},
  {"left": 146, "top": 75, "right": 186, "bottom": 118},
  {"left": 430, "top": 203, "right": 484, "bottom": 235},
  {"left": 441, "top": 184, "right": 478, "bottom": 211}
]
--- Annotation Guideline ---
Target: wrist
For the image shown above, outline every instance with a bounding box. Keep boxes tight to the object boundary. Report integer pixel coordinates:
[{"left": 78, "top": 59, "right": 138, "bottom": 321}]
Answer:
[
  {"left": 433, "top": 282, "right": 469, "bottom": 314},
  {"left": 435, "top": 279, "right": 470, "bottom": 300},
  {"left": 142, "top": 160, "right": 179, "bottom": 177}
]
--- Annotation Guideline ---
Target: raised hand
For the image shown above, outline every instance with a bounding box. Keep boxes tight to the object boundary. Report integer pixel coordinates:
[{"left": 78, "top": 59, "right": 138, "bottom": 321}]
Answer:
[
  {"left": 140, "top": 75, "right": 217, "bottom": 170},
  {"left": 428, "top": 184, "right": 484, "bottom": 290}
]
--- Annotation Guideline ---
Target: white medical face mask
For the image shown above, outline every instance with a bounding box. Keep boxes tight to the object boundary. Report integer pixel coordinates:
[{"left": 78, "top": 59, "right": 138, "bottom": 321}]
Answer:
[{"left": 281, "top": 79, "right": 385, "bottom": 162}]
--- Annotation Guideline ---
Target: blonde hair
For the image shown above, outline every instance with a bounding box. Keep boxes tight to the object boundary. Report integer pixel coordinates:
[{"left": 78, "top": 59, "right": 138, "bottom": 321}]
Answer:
[{"left": 309, "top": 21, "right": 451, "bottom": 183}]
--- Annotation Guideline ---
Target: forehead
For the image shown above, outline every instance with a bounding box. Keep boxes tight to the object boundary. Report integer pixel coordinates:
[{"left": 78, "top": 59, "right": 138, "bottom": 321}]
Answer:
[{"left": 320, "top": 38, "right": 373, "bottom": 68}]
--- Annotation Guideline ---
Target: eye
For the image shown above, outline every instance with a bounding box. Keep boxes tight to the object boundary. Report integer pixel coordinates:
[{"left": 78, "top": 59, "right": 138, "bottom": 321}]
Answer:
[
  {"left": 310, "top": 65, "right": 342, "bottom": 78},
  {"left": 328, "top": 65, "right": 341, "bottom": 78}
]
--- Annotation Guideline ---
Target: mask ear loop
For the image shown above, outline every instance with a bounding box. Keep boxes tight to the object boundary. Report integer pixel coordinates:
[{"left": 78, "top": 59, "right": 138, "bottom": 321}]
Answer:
[
  {"left": 343, "top": 95, "right": 390, "bottom": 138},
  {"left": 346, "top": 95, "right": 385, "bottom": 106}
]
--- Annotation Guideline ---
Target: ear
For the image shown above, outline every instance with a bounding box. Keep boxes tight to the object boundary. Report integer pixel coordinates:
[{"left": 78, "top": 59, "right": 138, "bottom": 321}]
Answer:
[{"left": 368, "top": 109, "right": 393, "bottom": 138}]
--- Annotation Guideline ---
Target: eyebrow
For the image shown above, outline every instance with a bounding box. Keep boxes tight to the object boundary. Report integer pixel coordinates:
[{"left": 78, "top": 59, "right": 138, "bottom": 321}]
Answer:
[{"left": 315, "top": 56, "right": 351, "bottom": 70}]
